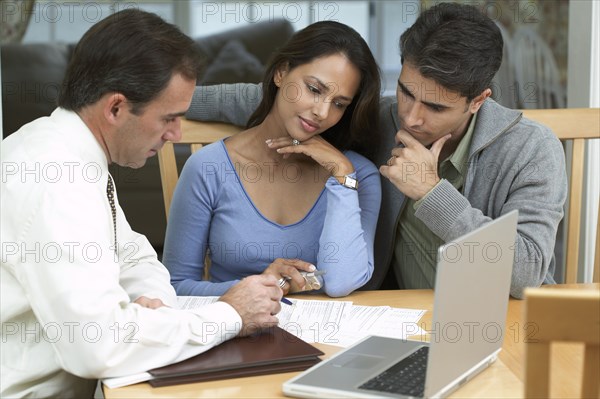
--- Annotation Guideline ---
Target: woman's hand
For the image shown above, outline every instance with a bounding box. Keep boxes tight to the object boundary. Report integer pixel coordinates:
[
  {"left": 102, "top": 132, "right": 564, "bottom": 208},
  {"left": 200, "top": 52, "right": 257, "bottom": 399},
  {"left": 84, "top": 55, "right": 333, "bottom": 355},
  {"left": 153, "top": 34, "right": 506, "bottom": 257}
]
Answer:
[
  {"left": 266, "top": 136, "right": 355, "bottom": 179},
  {"left": 261, "top": 258, "right": 316, "bottom": 294}
]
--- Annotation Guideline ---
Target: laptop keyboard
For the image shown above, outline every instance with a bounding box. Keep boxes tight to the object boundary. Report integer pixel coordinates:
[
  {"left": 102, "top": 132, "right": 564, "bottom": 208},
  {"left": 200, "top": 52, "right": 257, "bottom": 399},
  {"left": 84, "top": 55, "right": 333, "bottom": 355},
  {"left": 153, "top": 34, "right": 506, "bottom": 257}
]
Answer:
[{"left": 359, "top": 346, "right": 429, "bottom": 397}]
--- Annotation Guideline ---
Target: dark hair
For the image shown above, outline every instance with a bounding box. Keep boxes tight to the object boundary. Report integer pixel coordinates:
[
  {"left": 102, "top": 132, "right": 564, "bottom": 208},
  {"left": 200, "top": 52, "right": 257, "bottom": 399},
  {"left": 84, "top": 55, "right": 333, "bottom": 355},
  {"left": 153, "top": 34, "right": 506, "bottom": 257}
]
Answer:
[
  {"left": 400, "top": 3, "right": 503, "bottom": 101},
  {"left": 58, "top": 9, "right": 202, "bottom": 114},
  {"left": 247, "top": 21, "right": 381, "bottom": 157}
]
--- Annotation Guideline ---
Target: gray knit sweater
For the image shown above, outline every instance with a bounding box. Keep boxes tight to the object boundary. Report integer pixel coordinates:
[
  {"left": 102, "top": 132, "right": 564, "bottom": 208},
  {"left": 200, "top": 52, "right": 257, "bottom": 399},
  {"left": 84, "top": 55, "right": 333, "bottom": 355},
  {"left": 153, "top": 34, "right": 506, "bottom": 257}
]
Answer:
[{"left": 186, "top": 84, "right": 567, "bottom": 298}]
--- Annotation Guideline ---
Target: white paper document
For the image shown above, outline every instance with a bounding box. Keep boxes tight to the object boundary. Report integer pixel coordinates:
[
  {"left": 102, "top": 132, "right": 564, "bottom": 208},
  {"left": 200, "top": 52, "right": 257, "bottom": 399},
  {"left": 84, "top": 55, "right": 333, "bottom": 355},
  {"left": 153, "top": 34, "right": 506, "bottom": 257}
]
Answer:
[
  {"left": 177, "top": 295, "right": 218, "bottom": 309},
  {"left": 278, "top": 299, "right": 352, "bottom": 344},
  {"left": 177, "top": 297, "right": 425, "bottom": 346},
  {"left": 102, "top": 372, "right": 152, "bottom": 389},
  {"left": 334, "top": 305, "right": 427, "bottom": 347}
]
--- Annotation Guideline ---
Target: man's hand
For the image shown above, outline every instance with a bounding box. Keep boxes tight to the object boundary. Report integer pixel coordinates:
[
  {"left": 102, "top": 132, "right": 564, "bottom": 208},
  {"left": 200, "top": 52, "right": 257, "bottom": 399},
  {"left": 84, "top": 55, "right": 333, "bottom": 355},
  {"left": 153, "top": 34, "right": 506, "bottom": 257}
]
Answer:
[
  {"left": 134, "top": 296, "right": 167, "bottom": 309},
  {"left": 219, "top": 275, "right": 282, "bottom": 337},
  {"left": 379, "top": 130, "right": 451, "bottom": 200}
]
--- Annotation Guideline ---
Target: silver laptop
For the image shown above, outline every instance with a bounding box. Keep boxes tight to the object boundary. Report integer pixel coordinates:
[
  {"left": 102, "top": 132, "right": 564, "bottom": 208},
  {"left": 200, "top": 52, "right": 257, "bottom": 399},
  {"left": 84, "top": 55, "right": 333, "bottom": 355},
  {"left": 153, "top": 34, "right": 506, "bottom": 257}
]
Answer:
[{"left": 283, "top": 210, "right": 518, "bottom": 399}]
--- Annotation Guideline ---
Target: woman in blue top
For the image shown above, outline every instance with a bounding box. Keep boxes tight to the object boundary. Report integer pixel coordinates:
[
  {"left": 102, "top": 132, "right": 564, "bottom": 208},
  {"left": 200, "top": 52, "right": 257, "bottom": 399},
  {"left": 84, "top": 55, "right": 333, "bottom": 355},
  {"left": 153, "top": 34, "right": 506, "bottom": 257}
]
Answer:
[{"left": 163, "top": 21, "right": 382, "bottom": 297}]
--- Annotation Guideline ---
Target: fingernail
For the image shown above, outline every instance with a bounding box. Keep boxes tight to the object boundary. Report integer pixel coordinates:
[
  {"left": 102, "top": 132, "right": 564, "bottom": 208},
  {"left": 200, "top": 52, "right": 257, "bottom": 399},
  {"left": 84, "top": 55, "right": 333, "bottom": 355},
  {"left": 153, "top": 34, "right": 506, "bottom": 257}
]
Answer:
[
  {"left": 276, "top": 148, "right": 282, "bottom": 153},
  {"left": 309, "top": 264, "right": 316, "bottom": 271},
  {"left": 265, "top": 139, "right": 272, "bottom": 145}
]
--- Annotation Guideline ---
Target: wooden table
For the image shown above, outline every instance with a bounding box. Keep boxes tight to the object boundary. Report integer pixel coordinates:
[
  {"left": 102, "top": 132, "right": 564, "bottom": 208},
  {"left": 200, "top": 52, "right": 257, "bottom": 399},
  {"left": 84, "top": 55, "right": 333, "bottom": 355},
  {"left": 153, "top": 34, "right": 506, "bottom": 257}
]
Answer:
[{"left": 104, "top": 285, "right": 598, "bottom": 398}]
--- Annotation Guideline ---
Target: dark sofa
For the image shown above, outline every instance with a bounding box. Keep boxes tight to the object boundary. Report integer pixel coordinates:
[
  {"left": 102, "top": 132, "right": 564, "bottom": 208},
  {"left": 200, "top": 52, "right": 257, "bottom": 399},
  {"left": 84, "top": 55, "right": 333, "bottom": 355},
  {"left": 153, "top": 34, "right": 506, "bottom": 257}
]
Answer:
[{"left": 1, "top": 19, "right": 294, "bottom": 250}]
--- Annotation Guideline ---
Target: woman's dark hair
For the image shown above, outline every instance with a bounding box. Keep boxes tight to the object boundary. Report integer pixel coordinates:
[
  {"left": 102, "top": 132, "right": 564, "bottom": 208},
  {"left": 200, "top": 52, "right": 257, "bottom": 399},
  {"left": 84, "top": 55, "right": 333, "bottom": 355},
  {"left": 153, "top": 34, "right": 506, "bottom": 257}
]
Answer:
[
  {"left": 58, "top": 9, "right": 202, "bottom": 114},
  {"left": 400, "top": 3, "right": 503, "bottom": 101},
  {"left": 247, "top": 21, "right": 381, "bottom": 157}
]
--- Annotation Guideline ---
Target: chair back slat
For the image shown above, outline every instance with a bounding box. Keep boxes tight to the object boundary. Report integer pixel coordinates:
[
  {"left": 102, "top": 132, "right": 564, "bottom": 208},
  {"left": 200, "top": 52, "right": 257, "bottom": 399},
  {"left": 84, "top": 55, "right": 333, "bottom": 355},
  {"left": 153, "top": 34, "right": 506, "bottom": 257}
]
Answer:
[{"left": 158, "top": 120, "right": 241, "bottom": 220}]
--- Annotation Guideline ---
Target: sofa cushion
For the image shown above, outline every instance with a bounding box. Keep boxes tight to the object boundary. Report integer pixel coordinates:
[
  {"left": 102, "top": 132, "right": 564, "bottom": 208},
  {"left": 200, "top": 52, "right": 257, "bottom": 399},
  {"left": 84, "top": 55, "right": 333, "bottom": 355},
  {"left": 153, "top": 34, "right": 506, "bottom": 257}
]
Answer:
[
  {"left": 200, "top": 39, "right": 264, "bottom": 84},
  {"left": 193, "top": 19, "right": 294, "bottom": 65},
  {"left": 1, "top": 43, "right": 71, "bottom": 137}
]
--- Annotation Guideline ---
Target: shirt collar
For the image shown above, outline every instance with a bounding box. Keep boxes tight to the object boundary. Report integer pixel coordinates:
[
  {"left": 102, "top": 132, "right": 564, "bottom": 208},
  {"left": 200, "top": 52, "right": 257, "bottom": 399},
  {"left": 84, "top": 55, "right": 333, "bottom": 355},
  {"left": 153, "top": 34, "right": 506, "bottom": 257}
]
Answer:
[
  {"left": 50, "top": 108, "right": 109, "bottom": 171},
  {"left": 442, "top": 111, "right": 478, "bottom": 177}
]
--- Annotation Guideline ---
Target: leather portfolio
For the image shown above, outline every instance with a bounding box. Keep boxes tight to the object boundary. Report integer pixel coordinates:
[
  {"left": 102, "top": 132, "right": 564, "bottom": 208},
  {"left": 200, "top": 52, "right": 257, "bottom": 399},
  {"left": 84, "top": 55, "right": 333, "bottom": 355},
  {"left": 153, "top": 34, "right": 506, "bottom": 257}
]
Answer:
[{"left": 147, "top": 326, "right": 324, "bottom": 387}]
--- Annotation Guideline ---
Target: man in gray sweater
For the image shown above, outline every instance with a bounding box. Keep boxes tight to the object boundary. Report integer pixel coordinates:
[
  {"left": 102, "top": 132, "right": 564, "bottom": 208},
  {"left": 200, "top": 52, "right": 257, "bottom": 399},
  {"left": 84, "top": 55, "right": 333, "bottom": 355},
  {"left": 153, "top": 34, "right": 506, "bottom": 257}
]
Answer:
[{"left": 185, "top": 3, "right": 567, "bottom": 298}]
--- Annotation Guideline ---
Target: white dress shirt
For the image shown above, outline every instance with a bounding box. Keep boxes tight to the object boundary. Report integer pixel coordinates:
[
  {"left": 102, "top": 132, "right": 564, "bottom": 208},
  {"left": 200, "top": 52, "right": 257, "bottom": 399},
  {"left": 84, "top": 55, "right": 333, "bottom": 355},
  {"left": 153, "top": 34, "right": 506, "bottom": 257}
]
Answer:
[{"left": 1, "top": 108, "right": 242, "bottom": 398}]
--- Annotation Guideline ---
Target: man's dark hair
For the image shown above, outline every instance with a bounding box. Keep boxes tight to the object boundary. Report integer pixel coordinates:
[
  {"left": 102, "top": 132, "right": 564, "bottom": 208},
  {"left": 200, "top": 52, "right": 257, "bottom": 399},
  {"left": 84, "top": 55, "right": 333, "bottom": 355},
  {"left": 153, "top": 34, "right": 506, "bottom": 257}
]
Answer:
[
  {"left": 248, "top": 21, "right": 381, "bottom": 158},
  {"left": 58, "top": 9, "right": 202, "bottom": 114},
  {"left": 400, "top": 2, "right": 503, "bottom": 101}
]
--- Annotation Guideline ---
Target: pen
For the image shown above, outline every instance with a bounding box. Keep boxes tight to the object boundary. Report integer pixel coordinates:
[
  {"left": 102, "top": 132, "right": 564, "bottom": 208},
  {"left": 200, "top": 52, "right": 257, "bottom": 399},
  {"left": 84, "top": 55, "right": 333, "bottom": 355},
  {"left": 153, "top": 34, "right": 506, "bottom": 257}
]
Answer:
[{"left": 277, "top": 277, "right": 293, "bottom": 305}]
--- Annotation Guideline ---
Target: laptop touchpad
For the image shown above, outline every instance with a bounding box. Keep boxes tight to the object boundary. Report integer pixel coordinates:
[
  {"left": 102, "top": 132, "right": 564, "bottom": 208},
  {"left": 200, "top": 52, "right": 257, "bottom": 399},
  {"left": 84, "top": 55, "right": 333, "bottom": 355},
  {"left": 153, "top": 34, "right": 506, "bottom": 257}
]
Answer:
[{"left": 332, "top": 354, "right": 384, "bottom": 369}]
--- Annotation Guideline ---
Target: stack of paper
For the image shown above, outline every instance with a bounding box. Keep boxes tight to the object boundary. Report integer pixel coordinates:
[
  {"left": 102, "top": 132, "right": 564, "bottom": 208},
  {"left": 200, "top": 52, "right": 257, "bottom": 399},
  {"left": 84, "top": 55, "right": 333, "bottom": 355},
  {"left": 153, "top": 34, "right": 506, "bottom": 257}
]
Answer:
[{"left": 178, "top": 296, "right": 426, "bottom": 347}]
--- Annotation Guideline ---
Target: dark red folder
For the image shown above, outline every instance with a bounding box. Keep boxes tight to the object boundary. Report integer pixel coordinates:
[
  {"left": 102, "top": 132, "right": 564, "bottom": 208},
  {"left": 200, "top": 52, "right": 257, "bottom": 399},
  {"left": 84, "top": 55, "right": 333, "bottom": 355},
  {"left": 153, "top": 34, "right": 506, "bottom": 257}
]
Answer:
[{"left": 147, "top": 326, "right": 323, "bottom": 387}]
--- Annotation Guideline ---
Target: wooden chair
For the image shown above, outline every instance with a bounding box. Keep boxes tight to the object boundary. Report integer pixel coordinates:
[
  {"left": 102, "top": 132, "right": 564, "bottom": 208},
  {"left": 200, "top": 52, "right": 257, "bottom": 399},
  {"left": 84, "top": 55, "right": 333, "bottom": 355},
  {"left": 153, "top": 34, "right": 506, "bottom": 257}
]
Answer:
[
  {"left": 596, "top": 213, "right": 600, "bottom": 283},
  {"left": 521, "top": 108, "right": 600, "bottom": 283},
  {"left": 158, "top": 119, "right": 241, "bottom": 220},
  {"left": 524, "top": 287, "right": 600, "bottom": 398},
  {"left": 158, "top": 119, "right": 241, "bottom": 280}
]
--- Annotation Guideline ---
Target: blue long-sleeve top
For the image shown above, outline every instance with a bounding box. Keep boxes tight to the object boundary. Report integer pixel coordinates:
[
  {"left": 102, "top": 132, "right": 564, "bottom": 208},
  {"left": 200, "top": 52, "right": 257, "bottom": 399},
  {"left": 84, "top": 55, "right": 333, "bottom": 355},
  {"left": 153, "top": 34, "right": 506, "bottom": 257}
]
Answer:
[{"left": 163, "top": 140, "right": 382, "bottom": 297}]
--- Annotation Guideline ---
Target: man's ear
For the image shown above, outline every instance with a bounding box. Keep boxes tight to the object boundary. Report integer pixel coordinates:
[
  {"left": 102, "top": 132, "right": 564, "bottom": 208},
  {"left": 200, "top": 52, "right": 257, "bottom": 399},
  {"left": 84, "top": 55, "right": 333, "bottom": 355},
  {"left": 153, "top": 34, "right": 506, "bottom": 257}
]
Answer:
[
  {"left": 469, "top": 88, "right": 492, "bottom": 113},
  {"left": 103, "top": 93, "right": 128, "bottom": 124}
]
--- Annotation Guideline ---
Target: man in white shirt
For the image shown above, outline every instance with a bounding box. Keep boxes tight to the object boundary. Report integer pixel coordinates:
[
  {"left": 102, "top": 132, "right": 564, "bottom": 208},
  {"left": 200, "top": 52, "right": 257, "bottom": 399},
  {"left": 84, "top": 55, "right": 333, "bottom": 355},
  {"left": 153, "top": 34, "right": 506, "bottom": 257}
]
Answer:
[{"left": 0, "top": 9, "right": 282, "bottom": 398}]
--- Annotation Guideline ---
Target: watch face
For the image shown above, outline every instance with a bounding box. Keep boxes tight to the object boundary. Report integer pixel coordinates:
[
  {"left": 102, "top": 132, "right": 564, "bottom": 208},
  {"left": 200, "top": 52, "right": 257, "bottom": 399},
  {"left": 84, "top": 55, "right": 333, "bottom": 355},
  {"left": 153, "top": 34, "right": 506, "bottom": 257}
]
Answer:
[{"left": 343, "top": 176, "right": 358, "bottom": 190}]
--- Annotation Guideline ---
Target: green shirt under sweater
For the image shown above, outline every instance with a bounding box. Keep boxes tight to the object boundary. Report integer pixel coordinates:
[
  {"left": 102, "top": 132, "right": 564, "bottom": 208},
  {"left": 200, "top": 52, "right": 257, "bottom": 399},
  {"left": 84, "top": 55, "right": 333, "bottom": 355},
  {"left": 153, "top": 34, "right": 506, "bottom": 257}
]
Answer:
[{"left": 392, "top": 113, "right": 477, "bottom": 288}]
